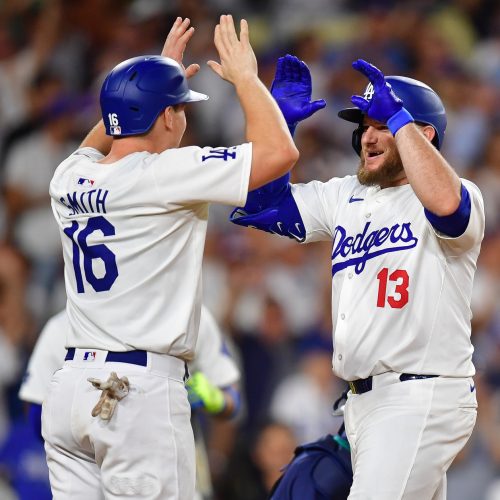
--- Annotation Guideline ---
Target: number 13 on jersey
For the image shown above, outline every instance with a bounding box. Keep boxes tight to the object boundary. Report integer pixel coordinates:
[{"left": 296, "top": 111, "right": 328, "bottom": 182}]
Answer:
[
  {"left": 376, "top": 268, "right": 409, "bottom": 309},
  {"left": 64, "top": 216, "right": 119, "bottom": 293}
]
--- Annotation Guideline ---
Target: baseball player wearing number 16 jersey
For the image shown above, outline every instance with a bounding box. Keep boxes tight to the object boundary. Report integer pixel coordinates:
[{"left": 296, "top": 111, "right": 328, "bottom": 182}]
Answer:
[
  {"left": 44, "top": 16, "right": 298, "bottom": 500},
  {"left": 231, "top": 56, "right": 485, "bottom": 499}
]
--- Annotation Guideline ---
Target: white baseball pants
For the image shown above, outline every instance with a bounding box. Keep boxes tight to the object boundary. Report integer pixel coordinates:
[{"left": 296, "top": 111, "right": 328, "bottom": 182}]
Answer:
[
  {"left": 344, "top": 373, "right": 477, "bottom": 500},
  {"left": 42, "top": 349, "right": 195, "bottom": 500}
]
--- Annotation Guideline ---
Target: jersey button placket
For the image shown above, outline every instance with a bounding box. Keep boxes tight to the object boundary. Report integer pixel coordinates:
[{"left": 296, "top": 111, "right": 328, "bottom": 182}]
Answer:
[
  {"left": 334, "top": 271, "right": 353, "bottom": 376},
  {"left": 334, "top": 309, "right": 347, "bottom": 375}
]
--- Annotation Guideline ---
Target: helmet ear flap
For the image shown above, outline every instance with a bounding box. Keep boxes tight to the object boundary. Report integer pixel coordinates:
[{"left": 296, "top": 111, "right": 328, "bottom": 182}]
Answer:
[{"left": 352, "top": 125, "right": 363, "bottom": 156}]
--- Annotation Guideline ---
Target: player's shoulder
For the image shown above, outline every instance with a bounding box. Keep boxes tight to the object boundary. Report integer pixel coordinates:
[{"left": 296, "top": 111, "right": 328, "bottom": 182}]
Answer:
[
  {"left": 154, "top": 145, "right": 202, "bottom": 167},
  {"left": 62, "top": 147, "right": 104, "bottom": 166},
  {"left": 461, "top": 178, "right": 483, "bottom": 200},
  {"left": 158, "top": 145, "right": 201, "bottom": 157},
  {"left": 459, "top": 177, "right": 485, "bottom": 222},
  {"left": 294, "top": 174, "right": 363, "bottom": 199},
  {"left": 294, "top": 174, "right": 356, "bottom": 189},
  {"left": 51, "top": 147, "right": 104, "bottom": 184},
  {"left": 337, "top": 174, "right": 367, "bottom": 195},
  {"left": 157, "top": 143, "right": 250, "bottom": 163}
]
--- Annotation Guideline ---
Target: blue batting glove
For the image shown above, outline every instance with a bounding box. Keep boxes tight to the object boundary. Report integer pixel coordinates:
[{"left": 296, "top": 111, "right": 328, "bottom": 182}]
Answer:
[
  {"left": 271, "top": 54, "right": 326, "bottom": 134},
  {"left": 238, "top": 55, "right": 325, "bottom": 219},
  {"left": 351, "top": 59, "right": 414, "bottom": 135}
]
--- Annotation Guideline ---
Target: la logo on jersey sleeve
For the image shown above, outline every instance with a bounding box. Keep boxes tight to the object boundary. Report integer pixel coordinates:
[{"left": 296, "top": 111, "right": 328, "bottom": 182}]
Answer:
[{"left": 201, "top": 146, "right": 238, "bottom": 162}]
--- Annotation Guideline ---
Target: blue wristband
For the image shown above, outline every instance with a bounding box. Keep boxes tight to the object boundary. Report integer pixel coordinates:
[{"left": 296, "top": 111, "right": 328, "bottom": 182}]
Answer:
[{"left": 387, "top": 108, "right": 414, "bottom": 136}]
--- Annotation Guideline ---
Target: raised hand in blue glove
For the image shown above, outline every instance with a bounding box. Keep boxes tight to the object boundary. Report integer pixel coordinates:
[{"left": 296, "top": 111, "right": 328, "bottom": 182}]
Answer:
[
  {"left": 351, "top": 59, "right": 414, "bottom": 135},
  {"left": 271, "top": 54, "right": 326, "bottom": 135},
  {"left": 241, "top": 55, "right": 325, "bottom": 214},
  {"left": 230, "top": 55, "right": 325, "bottom": 220}
]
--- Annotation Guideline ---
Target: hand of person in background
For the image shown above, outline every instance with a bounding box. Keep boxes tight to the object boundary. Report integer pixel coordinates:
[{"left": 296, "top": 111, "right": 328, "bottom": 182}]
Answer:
[
  {"left": 270, "top": 54, "right": 326, "bottom": 134},
  {"left": 186, "top": 372, "right": 226, "bottom": 415},
  {"left": 350, "top": 58, "right": 414, "bottom": 135}
]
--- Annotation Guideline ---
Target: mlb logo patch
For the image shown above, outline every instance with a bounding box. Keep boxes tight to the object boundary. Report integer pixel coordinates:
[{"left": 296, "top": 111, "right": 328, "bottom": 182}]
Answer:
[
  {"left": 83, "top": 351, "right": 97, "bottom": 362},
  {"left": 77, "top": 177, "right": 95, "bottom": 187},
  {"left": 110, "top": 125, "right": 122, "bottom": 135}
]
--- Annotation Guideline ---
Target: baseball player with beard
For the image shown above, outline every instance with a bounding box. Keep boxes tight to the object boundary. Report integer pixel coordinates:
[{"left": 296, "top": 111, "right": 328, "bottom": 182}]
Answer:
[
  {"left": 44, "top": 15, "right": 297, "bottom": 500},
  {"left": 231, "top": 56, "right": 485, "bottom": 499}
]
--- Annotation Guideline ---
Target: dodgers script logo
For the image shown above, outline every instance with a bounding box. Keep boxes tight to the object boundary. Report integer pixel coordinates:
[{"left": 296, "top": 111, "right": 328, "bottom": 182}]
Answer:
[{"left": 331, "top": 221, "right": 418, "bottom": 276}]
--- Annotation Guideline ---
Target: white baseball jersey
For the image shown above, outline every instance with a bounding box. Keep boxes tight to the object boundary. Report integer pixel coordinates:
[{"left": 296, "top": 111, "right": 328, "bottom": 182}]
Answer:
[
  {"left": 19, "top": 306, "right": 240, "bottom": 405},
  {"left": 190, "top": 306, "right": 240, "bottom": 387},
  {"left": 49, "top": 144, "right": 251, "bottom": 360},
  {"left": 19, "top": 310, "right": 67, "bottom": 405},
  {"left": 292, "top": 176, "right": 485, "bottom": 380}
]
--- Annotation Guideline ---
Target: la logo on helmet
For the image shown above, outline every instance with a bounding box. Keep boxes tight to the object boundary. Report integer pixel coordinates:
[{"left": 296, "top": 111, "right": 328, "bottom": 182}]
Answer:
[{"left": 363, "top": 83, "right": 375, "bottom": 101}]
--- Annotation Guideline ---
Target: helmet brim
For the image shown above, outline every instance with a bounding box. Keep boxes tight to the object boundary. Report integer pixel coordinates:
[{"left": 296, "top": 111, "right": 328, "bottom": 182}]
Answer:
[
  {"left": 338, "top": 107, "right": 363, "bottom": 123},
  {"left": 184, "top": 89, "right": 209, "bottom": 103}
]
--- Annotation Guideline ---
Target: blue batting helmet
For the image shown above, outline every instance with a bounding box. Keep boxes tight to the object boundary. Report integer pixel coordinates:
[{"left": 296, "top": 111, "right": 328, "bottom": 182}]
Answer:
[
  {"left": 100, "top": 55, "right": 208, "bottom": 136},
  {"left": 338, "top": 76, "right": 447, "bottom": 155}
]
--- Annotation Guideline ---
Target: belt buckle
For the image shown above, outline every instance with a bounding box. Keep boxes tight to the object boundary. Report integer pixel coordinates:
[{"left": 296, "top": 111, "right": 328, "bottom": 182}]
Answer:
[{"left": 348, "top": 381, "right": 357, "bottom": 394}]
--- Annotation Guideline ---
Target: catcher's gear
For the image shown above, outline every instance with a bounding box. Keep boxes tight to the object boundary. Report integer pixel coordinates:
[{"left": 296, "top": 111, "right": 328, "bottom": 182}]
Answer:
[
  {"left": 88, "top": 372, "right": 130, "bottom": 420},
  {"left": 186, "top": 371, "right": 226, "bottom": 414},
  {"left": 100, "top": 55, "right": 208, "bottom": 136},
  {"left": 339, "top": 62, "right": 446, "bottom": 154},
  {"left": 270, "top": 429, "right": 353, "bottom": 500}
]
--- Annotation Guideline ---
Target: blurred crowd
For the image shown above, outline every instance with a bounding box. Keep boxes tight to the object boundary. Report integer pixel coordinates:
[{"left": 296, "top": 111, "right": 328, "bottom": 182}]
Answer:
[{"left": 0, "top": 0, "right": 498, "bottom": 498}]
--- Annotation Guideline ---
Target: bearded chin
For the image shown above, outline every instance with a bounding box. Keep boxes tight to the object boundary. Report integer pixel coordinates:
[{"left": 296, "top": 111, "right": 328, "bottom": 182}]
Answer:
[{"left": 357, "top": 149, "right": 404, "bottom": 186}]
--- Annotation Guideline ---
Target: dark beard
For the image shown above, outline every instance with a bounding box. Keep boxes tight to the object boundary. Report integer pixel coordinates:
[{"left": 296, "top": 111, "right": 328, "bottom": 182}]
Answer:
[{"left": 357, "top": 148, "right": 404, "bottom": 187}]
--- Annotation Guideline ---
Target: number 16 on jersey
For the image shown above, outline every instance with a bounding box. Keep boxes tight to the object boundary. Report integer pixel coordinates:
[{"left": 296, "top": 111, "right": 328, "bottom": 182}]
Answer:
[{"left": 64, "top": 216, "right": 119, "bottom": 293}]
